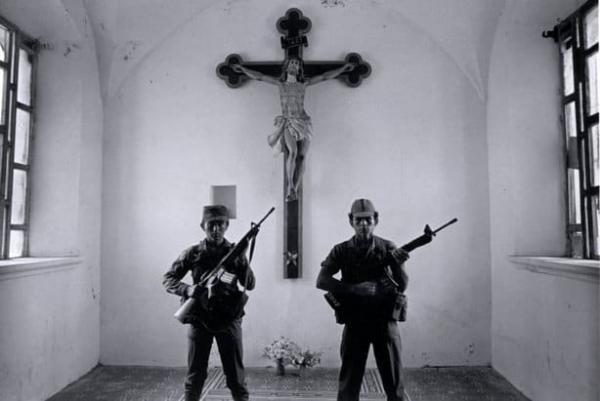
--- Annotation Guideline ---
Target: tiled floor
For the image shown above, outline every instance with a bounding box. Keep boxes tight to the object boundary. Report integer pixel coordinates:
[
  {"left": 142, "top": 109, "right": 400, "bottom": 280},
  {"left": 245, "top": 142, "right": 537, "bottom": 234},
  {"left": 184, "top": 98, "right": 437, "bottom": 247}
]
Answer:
[{"left": 46, "top": 365, "right": 530, "bottom": 401}]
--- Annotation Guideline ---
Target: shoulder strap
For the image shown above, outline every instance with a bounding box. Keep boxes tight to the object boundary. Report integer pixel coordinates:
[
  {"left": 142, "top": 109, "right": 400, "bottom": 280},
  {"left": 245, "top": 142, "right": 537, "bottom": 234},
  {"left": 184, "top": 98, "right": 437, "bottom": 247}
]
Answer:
[
  {"left": 240, "top": 224, "right": 258, "bottom": 293},
  {"left": 383, "top": 266, "right": 400, "bottom": 288}
]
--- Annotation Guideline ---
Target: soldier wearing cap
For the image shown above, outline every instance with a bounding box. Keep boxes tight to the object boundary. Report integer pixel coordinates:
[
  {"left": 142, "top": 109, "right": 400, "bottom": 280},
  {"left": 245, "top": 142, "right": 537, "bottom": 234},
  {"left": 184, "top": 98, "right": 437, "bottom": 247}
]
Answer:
[
  {"left": 316, "top": 199, "right": 411, "bottom": 401},
  {"left": 163, "top": 205, "right": 255, "bottom": 401}
]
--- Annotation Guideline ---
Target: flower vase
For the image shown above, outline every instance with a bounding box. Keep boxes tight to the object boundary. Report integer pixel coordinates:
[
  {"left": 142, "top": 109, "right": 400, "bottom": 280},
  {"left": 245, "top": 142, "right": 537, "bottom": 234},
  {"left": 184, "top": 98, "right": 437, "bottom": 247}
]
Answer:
[
  {"left": 276, "top": 359, "right": 286, "bottom": 376},
  {"left": 297, "top": 365, "right": 306, "bottom": 378}
]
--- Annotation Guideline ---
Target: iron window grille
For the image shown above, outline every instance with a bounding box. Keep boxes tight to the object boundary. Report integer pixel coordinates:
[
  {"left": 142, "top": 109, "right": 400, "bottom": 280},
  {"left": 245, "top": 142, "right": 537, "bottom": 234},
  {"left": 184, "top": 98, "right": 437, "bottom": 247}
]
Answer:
[
  {"left": 0, "top": 15, "right": 37, "bottom": 259},
  {"left": 545, "top": 0, "right": 599, "bottom": 259}
]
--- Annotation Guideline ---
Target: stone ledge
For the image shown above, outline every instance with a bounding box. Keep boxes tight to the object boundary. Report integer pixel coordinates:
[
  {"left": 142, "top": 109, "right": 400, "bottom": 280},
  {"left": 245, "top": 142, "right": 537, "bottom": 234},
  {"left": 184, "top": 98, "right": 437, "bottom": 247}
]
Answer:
[
  {"left": 509, "top": 256, "right": 599, "bottom": 283},
  {"left": 0, "top": 257, "right": 82, "bottom": 281}
]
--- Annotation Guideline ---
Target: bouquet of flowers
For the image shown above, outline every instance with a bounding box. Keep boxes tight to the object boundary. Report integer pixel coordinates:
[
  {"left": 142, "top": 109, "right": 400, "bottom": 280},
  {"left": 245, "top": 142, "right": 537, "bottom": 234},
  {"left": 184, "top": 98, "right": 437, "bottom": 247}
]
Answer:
[
  {"left": 292, "top": 348, "right": 322, "bottom": 368},
  {"left": 263, "top": 337, "right": 301, "bottom": 366}
]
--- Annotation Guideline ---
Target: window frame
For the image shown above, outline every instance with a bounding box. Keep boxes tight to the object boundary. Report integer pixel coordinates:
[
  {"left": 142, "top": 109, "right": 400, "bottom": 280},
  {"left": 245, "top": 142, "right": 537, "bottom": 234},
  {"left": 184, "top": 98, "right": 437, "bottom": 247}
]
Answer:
[
  {"left": 547, "top": 0, "right": 599, "bottom": 260},
  {"left": 0, "top": 15, "right": 38, "bottom": 259}
]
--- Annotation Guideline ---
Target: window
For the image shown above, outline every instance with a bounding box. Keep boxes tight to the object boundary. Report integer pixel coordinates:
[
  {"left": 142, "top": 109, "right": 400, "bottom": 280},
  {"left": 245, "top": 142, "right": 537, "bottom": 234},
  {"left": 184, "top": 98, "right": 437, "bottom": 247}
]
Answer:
[
  {"left": 0, "top": 16, "right": 37, "bottom": 258},
  {"left": 547, "top": 0, "right": 599, "bottom": 259}
]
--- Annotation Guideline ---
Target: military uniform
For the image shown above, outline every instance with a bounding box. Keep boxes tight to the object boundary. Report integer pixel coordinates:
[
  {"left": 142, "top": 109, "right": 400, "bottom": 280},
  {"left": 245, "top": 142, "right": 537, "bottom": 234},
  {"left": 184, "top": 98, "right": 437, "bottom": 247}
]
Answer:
[
  {"left": 321, "top": 235, "right": 407, "bottom": 401},
  {"left": 318, "top": 199, "right": 409, "bottom": 401},
  {"left": 163, "top": 206, "right": 255, "bottom": 401}
]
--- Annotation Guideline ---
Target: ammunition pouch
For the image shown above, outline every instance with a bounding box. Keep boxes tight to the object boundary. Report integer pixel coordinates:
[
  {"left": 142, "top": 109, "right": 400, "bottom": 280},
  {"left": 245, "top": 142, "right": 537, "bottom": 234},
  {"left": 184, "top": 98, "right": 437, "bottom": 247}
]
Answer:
[
  {"left": 207, "top": 285, "right": 249, "bottom": 322},
  {"left": 323, "top": 293, "right": 345, "bottom": 324},
  {"left": 325, "top": 291, "right": 407, "bottom": 324},
  {"left": 335, "top": 310, "right": 346, "bottom": 325},
  {"left": 185, "top": 285, "right": 249, "bottom": 331}
]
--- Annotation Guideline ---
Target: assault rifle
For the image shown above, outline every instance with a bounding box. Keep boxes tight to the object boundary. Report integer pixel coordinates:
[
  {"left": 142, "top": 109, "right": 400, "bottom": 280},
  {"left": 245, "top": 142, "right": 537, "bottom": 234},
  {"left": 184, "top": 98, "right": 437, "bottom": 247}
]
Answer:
[
  {"left": 324, "top": 218, "right": 458, "bottom": 321},
  {"left": 174, "top": 207, "right": 275, "bottom": 326}
]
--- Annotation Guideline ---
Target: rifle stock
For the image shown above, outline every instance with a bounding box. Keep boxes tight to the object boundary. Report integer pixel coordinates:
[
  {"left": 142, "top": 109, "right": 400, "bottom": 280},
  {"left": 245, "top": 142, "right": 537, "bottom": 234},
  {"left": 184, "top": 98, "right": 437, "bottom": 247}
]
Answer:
[
  {"left": 174, "top": 296, "right": 197, "bottom": 323},
  {"left": 174, "top": 207, "right": 275, "bottom": 324}
]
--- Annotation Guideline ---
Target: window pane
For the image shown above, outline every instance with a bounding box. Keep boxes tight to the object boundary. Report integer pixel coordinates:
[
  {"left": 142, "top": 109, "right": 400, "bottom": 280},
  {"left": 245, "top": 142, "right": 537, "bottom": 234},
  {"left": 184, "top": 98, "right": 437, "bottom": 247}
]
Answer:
[
  {"left": 17, "top": 49, "right": 32, "bottom": 106},
  {"left": 593, "top": 195, "right": 599, "bottom": 258},
  {"left": 9, "top": 38, "right": 16, "bottom": 83},
  {"left": 567, "top": 136, "right": 579, "bottom": 168},
  {"left": 9, "top": 229, "right": 24, "bottom": 258},
  {"left": 14, "top": 109, "right": 30, "bottom": 164},
  {"left": 569, "top": 231, "right": 584, "bottom": 258},
  {"left": 10, "top": 169, "right": 26, "bottom": 225},
  {"left": 565, "top": 101, "right": 577, "bottom": 138},
  {"left": 0, "top": 25, "right": 8, "bottom": 62},
  {"left": 586, "top": 53, "right": 598, "bottom": 116},
  {"left": 3, "top": 147, "right": 10, "bottom": 195},
  {"left": 584, "top": 6, "right": 598, "bottom": 49},
  {"left": 591, "top": 124, "right": 599, "bottom": 187},
  {"left": 0, "top": 67, "right": 5, "bottom": 125},
  {"left": 579, "top": 138, "right": 589, "bottom": 185},
  {"left": 568, "top": 168, "right": 582, "bottom": 224},
  {"left": 561, "top": 43, "right": 575, "bottom": 95}
]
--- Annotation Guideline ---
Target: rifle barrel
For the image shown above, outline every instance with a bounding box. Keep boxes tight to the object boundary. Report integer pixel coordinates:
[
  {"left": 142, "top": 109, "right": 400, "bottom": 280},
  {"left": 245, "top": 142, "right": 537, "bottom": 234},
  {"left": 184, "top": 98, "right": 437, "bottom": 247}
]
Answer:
[
  {"left": 433, "top": 218, "right": 458, "bottom": 234},
  {"left": 256, "top": 207, "right": 275, "bottom": 226}
]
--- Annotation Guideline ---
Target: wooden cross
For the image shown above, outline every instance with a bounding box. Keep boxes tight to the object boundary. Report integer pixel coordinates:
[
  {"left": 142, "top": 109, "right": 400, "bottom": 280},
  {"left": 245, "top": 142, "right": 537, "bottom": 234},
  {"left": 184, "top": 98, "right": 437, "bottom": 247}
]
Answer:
[{"left": 216, "top": 8, "right": 371, "bottom": 278}]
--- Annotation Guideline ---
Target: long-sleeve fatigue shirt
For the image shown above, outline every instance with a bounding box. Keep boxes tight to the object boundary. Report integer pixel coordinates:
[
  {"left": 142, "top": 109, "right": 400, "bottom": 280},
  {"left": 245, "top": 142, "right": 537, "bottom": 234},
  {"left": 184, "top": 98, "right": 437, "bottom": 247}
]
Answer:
[
  {"left": 163, "top": 239, "right": 255, "bottom": 301},
  {"left": 321, "top": 235, "right": 408, "bottom": 323}
]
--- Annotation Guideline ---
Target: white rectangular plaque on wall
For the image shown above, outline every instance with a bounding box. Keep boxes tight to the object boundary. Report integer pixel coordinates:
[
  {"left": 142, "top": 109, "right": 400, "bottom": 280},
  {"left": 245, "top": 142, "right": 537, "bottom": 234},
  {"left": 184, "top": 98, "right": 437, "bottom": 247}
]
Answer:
[{"left": 211, "top": 185, "right": 236, "bottom": 219}]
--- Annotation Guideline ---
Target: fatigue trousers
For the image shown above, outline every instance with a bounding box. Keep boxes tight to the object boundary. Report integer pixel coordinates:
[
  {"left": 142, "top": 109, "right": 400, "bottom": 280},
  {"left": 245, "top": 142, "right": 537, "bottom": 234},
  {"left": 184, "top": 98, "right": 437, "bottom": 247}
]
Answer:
[
  {"left": 185, "top": 319, "right": 249, "bottom": 401},
  {"left": 338, "top": 321, "right": 405, "bottom": 401}
]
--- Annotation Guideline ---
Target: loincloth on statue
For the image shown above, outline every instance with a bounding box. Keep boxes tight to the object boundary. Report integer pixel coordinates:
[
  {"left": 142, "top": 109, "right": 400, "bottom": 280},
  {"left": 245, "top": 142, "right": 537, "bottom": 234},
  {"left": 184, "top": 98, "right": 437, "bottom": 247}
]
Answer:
[{"left": 269, "top": 115, "right": 313, "bottom": 153}]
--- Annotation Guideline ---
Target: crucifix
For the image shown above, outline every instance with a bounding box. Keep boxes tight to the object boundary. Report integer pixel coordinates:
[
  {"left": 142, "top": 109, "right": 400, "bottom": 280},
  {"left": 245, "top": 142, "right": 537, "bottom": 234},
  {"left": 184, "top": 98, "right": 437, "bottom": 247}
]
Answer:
[{"left": 216, "top": 8, "right": 371, "bottom": 278}]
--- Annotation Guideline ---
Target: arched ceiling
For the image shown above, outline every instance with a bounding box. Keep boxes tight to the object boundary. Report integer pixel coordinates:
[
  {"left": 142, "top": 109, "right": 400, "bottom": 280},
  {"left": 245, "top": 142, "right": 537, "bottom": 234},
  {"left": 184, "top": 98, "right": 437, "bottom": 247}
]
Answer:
[{"left": 73, "top": 0, "right": 505, "bottom": 101}]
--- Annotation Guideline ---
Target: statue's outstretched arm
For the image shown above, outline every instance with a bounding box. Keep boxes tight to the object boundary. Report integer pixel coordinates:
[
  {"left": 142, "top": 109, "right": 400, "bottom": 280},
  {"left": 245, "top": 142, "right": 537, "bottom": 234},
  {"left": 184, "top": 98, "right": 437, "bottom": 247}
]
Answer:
[
  {"left": 232, "top": 64, "right": 279, "bottom": 85},
  {"left": 306, "top": 62, "right": 354, "bottom": 86}
]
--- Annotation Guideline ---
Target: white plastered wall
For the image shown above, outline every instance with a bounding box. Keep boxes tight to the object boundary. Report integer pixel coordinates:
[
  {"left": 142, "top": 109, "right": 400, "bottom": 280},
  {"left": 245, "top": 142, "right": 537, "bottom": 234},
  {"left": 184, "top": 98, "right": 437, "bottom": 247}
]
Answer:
[
  {"left": 0, "top": 1, "right": 103, "bottom": 401},
  {"left": 1, "top": 1, "right": 597, "bottom": 401},
  {"left": 487, "top": 0, "right": 599, "bottom": 400},
  {"left": 96, "top": 0, "right": 498, "bottom": 368}
]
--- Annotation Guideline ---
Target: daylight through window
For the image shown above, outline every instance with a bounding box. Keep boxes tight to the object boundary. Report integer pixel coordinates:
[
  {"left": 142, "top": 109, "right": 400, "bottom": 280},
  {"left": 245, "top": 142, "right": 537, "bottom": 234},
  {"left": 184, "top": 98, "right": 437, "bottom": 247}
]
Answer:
[
  {"left": 0, "top": 16, "right": 37, "bottom": 258},
  {"left": 550, "top": 0, "right": 599, "bottom": 259}
]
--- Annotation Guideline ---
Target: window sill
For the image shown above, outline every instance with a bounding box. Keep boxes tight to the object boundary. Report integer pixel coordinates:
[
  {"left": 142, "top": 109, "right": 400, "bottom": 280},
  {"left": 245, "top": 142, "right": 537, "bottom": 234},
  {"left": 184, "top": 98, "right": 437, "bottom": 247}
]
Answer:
[
  {"left": 0, "top": 257, "right": 82, "bottom": 281},
  {"left": 509, "top": 256, "right": 599, "bottom": 283}
]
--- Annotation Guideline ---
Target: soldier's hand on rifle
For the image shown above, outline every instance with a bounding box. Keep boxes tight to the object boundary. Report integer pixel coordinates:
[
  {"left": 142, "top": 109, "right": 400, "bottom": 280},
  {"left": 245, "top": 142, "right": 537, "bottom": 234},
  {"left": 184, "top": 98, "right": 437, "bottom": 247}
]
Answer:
[
  {"left": 352, "top": 281, "right": 377, "bottom": 297},
  {"left": 186, "top": 284, "right": 206, "bottom": 299},
  {"left": 391, "top": 248, "right": 410, "bottom": 263}
]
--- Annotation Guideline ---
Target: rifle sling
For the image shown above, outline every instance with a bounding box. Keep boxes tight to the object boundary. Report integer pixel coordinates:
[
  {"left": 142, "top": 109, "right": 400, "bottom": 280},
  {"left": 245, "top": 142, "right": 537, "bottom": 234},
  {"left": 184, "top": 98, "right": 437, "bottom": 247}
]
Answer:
[
  {"left": 241, "top": 224, "right": 258, "bottom": 293},
  {"left": 383, "top": 255, "right": 402, "bottom": 290}
]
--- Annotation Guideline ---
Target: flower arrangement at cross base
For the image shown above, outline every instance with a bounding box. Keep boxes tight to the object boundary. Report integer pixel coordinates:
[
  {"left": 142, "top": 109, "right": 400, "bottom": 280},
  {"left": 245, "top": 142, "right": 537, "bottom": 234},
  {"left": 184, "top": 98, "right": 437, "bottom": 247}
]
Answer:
[
  {"left": 291, "top": 348, "right": 322, "bottom": 376},
  {"left": 263, "top": 337, "right": 322, "bottom": 376}
]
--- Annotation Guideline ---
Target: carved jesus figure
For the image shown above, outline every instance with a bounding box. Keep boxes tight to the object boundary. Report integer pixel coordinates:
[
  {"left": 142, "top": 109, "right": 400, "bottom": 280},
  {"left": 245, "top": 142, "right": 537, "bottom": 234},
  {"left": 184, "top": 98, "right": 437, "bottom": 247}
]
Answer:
[{"left": 233, "top": 57, "right": 354, "bottom": 201}]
